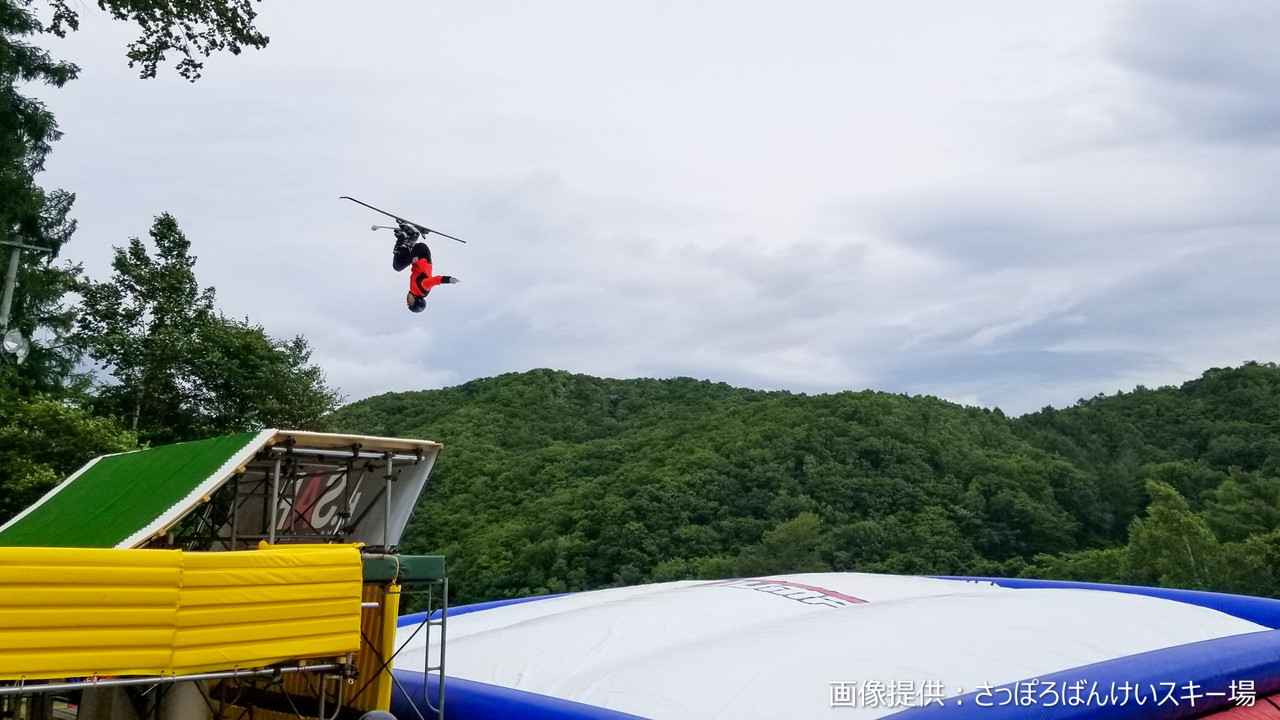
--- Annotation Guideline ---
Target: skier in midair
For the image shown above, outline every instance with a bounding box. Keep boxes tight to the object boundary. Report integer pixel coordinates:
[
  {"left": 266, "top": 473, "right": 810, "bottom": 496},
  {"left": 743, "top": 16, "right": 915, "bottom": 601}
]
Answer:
[
  {"left": 341, "top": 196, "right": 467, "bottom": 313},
  {"left": 391, "top": 221, "right": 460, "bottom": 313}
]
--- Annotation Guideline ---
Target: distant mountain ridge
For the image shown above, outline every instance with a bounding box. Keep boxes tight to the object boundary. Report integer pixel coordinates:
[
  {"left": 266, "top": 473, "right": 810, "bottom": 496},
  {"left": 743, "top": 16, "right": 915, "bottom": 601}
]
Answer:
[{"left": 330, "top": 363, "right": 1280, "bottom": 604}]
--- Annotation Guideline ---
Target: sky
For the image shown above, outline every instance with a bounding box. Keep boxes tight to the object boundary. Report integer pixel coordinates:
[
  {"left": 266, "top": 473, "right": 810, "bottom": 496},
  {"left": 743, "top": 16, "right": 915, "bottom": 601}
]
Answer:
[{"left": 27, "top": 0, "right": 1280, "bottom": 415}]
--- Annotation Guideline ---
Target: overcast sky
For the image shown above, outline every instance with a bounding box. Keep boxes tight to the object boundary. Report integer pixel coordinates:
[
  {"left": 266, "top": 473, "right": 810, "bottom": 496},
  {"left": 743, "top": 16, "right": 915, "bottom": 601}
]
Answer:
[{"left": 29, "top": 0, "right": 1280, "bottom": 414}]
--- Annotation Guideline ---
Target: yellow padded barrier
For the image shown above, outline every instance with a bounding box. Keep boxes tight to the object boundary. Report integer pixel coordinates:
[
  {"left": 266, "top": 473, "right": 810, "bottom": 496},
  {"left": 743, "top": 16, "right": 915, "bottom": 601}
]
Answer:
[
  {"left": 0, "top": 544, "right": 363, "bottom": 680},
  {"left": 0, "top": 547, "right": 180, "bottom": 679}
]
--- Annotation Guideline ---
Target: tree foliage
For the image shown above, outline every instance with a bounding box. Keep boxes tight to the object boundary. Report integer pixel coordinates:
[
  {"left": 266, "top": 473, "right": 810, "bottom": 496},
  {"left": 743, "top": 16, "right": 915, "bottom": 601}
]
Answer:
[
  {"left": 77, "top": 213, "right": 214, "bottom": 437},
  {"left": 0, "top": 0, "right": 314, "bottom": 527},
  {"left": 1125, "top": 480, "right": 1223, "bottom": 590},
  {"left": 1, "top": 0, "right": 268, "bottom": 388},
  {"left": 77, "top": 213, "right": 340, "bottom": 444},
  {"left": 0, "top": 385, "right": 137, "bottom": 522},
  {"left": 0, "top": 1, "right": 83, "bottom": 392},
  {"left": 44, "top": 0, "right": 268, "bottom": 80},
  {"left": 331, "top": 371, "right": 1091, "bottom": 603},
  {"left": 331, "top": 363, "right": 1280, "bottom": 605}
]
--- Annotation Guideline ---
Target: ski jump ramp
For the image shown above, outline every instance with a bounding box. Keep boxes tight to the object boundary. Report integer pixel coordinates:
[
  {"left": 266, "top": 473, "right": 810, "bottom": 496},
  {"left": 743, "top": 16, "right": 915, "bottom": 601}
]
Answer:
[
  {"left": 0, "top": 429, "right": 442, "bottom": 551},
  {"left": 0, "top": 429, "right": 447, "bottom": 719}
]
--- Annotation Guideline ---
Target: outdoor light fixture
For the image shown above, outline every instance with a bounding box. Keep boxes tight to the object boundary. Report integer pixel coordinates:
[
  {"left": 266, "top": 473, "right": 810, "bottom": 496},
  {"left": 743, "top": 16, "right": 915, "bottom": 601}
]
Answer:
[
  {"left": 1, "top": 328, "right": 29, "bottom": 364},
  {"left": 1, "top": 240, "right": 51, "bottom": 365}
]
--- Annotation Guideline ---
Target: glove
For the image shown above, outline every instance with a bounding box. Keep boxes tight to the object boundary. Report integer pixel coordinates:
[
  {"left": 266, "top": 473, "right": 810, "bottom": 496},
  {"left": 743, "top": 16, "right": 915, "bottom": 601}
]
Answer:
[{"left": 444, "top": 276, "right": 461, "bottom": 284}]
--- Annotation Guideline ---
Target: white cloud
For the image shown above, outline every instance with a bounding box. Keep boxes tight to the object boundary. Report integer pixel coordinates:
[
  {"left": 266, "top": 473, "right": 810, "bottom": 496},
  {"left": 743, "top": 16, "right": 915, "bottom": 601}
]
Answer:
[{"left": 25, "top": 0, "right": 1280, "bottom": 415}]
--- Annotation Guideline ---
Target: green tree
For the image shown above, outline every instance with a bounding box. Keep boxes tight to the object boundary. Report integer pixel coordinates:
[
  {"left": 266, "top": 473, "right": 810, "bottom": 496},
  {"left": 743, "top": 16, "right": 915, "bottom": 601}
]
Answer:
[
  {"left": 44, "top": 0, "right": 268, "bottom": 81},
  {"left": 1201, "top": 471, "right": 1280, "bottom": 543},
  {"left": 1, "top": 0, "right": 268, "bottom": 390},
  {"left": 78, "top": 214, "right": 339, "bottom": 443},
  {"left": 734, "top": 512, "right": 830, "bottom": 576},
  {"left": 0, "top": 388, "right": 137, "bottom": 523},
  {"left": 0, "top": 208, "right": 83, "bottom": 395},
  {"left": 1126, "top": 481, "right": 1223, "bottom": 590},
  {"left": 1215, "top": 532, "right": 1280, "bottom": 598},
  {"left": 886, "top": 505, "right": 977, "bottom": 574},
  {"left": 77, "top": 213, "right": 215, "bottom": 437},
  {"left": 1028, "top": 547, "right": 1127, "bottom": 585},
  {"left": 333, "top": 365, "right": 1280, "bottom": 604},
  {"left": 0, "top": 2, "right": 82, "bottom": 391},
  {"left": 0, "top": 1, "right": 77, "bottom": 245},
  {"left": 189, "top": 317, "right": 341, "bottom": 434}
]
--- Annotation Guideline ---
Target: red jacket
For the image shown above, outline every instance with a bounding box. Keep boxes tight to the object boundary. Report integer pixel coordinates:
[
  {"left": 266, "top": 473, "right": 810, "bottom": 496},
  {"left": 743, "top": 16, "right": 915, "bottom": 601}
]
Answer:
[{"left": 408, "top": 257, "right": 446, "bottom": 297}]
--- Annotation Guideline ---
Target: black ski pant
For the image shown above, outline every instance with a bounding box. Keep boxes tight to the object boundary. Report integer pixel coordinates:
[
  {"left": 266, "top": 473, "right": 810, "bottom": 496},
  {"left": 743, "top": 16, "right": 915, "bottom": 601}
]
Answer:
[{"left": 393, "top": 242, "right": 432, "bottom": 272}]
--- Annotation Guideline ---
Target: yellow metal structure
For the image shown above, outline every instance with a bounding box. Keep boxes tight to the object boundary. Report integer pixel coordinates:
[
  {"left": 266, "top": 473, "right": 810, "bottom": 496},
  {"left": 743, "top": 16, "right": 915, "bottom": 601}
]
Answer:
[
  {"left": 0, "top": 544, "right": 363, "bottom": 681},
  {"left": 377, "top": 583, "right": 402, "bottom": 709}
]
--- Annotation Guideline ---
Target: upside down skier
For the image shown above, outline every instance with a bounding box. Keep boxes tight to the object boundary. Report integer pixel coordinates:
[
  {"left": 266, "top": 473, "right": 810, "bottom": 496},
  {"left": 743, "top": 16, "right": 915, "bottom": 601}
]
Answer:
[
  {"left": 391, "top": 221, "right": 460, "bottom": 313},
  {"left": 340, "top": 196, "right": 467, "bottom": 313}
]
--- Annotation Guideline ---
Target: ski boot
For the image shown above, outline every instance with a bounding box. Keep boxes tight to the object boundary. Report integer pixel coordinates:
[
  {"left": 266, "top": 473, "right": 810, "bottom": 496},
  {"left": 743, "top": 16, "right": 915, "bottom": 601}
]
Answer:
[{"left": 392, "top": 228, "right": 416, "bottom": 258}]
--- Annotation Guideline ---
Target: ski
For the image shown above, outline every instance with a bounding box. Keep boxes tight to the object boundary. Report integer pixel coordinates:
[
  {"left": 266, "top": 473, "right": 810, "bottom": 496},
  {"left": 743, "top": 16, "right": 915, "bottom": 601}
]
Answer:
[{"left": 340, "top": 196, "right": 467, "bottom": 243}]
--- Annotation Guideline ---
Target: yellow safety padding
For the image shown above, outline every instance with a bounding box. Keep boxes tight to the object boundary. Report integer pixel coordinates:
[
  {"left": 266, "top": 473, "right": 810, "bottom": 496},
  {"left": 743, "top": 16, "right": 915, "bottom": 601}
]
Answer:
[
  {"left": 0, "top": 547, "right": 181, "bottom": 679},
  {"left": 1, "top": 648, "right": 174, "bottom": 678},
  {"left": 181, "top": 566, "right": 357, "bottom": 587},
  {"left": 172, "top": 631, "right": 359, "bottom": 672},
  {"left": 0, "top": 587, "right": 180, "bottom": 608},
  {"left": 3, "top": 627, "right": 174, "bottom": 650},
  {"left": 177, "top": 598, "right": 355, "bottom": 626},
  {"left": 6, "top": 564, "right": 183, "bottom": 586},
  {"left": 178, "top": 582, "right": 358, "bottom": 607},
  {"left": 0, "top": 547, "right": 186, "bottom": 569},
  {"left": 0, "top": 544, "right": 363, "bottom": 680},
  {"left": 2, "top": 606, "right": 176, "bottom": 629}
]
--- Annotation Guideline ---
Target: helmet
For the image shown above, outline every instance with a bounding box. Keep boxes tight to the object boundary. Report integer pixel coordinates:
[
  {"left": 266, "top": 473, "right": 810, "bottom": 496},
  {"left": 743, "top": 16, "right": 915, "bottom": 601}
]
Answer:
[{"left": 407, "top": 293, "right": 427, "bottom": 313}]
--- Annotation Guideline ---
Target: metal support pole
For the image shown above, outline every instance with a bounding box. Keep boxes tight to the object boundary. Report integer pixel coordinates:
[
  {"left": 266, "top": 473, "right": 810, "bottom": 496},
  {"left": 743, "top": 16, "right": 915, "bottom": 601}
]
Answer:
[
  {"left": 230, "top": 475, "right": 241, "bottom": 550},
  {"left": 341, "top": 458, "right": 354, "bottom": 542},
  {"left": 0, "top": 241, "right": 51, "bottom": 336},
  {"left": 0, "top": 663, "right": 343, "bottom": 696},
  {"left": 269, "top": 446, "right": 422, "bottom": 463},
  {"left": 0, "top": 246, "right": 20, "bottom": 335},
  {"left": 269, "top": 458, "right": 281, "bottom": 544},
  {"left": 439, "top": 577, "right": 448, "bottom": 719},
  {"left": 384, "top": 455, "right": 394, "bottom": 550}
]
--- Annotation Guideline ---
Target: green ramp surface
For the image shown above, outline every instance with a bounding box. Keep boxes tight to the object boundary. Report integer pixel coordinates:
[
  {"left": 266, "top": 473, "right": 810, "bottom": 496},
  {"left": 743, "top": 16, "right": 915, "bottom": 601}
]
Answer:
[{"left": 0, "top": 431, "right": 265, "bottom": 548}]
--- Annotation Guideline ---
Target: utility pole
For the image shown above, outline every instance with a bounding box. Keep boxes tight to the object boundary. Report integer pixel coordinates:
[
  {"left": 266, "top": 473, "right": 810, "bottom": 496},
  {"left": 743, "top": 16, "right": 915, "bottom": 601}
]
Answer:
[{"left": 0, "top": 240, "right": 52, "bottom": 363}]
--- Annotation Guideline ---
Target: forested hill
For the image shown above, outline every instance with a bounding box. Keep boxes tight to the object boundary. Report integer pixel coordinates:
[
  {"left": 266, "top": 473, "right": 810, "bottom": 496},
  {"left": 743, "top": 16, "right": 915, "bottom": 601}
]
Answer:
[{"left": 329, "top": 363, "right": 1280, "bottom": 604}]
